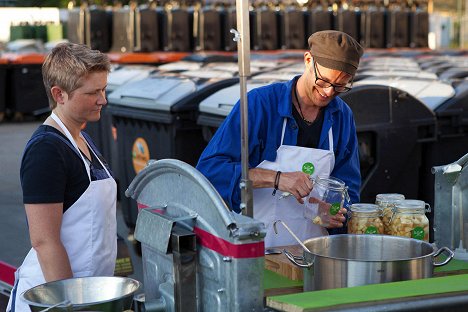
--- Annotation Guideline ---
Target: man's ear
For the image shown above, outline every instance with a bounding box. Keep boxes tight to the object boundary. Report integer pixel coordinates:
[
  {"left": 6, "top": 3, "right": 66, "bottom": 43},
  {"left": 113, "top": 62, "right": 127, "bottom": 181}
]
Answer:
[
  {"left": 304, "top": 51, "right": 313, "bottom": 68},
  {"left": 51, "top": 86, "right": 64, "bottom": 104}
]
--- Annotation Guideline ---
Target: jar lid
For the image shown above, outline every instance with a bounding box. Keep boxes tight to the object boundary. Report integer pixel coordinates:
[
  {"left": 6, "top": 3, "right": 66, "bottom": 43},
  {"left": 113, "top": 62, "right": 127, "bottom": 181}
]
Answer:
[
  {"left": 395, "top": 199, "right": 426, "bottom": 210},
  {"left": 375, "top": 193, "right": 405, "bottom": 204},
  {"left": 315, "top": 176, "right": 345, "bottom": 190},
  {"left": 350, "top": 203, "right": 380, "bottom": 213}
]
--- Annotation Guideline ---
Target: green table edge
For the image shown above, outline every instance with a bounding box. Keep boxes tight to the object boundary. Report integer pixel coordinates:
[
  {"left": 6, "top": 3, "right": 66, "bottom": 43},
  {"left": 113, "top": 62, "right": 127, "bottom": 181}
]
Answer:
[{"left": 267, "top": 274, "right": 468, "bottom": 309}]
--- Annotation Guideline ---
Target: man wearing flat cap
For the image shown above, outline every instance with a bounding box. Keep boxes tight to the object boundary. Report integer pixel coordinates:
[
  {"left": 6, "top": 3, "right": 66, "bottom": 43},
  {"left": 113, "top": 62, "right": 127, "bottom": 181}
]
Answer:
[{"left": 197, "top": 30, "right": 363, "bottom": 247}]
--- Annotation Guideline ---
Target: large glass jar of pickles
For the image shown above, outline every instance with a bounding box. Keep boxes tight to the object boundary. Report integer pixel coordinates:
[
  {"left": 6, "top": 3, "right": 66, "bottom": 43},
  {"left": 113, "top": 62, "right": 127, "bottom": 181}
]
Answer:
[
  {"left": 375, "top": 193, "right": 405, "bottom": 234},
  {"left": 388, "top": 199, "right": 430, "bottom": 241},
  {"left": 348, "top": 203, "right": 384, "bottom": 234}
]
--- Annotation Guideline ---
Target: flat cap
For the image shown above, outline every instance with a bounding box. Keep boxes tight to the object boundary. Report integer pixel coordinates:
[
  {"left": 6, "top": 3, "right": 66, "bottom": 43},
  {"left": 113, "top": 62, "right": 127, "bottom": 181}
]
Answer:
[{"left": 308, "top": 30, "right": 364, "bottom": 76}]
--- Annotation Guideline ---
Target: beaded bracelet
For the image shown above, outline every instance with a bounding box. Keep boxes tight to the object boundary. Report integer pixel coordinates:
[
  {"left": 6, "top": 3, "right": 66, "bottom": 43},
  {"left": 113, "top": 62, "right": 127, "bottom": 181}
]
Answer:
[{"left": 272, "top": 171, "right": 282, "bottom": 196}]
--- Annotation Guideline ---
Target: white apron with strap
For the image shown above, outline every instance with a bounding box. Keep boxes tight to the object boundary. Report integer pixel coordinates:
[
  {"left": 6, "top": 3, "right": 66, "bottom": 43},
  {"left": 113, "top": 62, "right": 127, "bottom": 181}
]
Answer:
[
  {"left": 7, "top": 112, "right": 117, "bottom": 312},
  {"left": 253, "top": 118, "right": 335, "bottom": 248}
]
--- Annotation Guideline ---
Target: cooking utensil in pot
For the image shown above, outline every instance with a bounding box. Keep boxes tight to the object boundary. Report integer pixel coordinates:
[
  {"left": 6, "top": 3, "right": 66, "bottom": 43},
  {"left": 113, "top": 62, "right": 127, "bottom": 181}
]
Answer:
[
  {"left": 283, "top": 234, "right": 454, "bottom": 291},
  {"left": 273, "top": 220, "right": 311, "bottom": 253}
]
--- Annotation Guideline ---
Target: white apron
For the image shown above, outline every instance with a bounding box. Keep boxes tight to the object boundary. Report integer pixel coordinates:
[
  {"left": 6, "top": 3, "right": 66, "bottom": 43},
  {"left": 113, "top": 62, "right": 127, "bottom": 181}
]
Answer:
[
  {"left": 7, "top": 112, "right": 117, "bottom": 312},
  {"left": 253, "top": 118, "right": 335, "bottom": 247}
]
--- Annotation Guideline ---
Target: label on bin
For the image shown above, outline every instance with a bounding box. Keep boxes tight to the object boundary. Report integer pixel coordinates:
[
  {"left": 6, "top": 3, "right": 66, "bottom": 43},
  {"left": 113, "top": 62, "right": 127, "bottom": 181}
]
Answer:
[
  {"left": 132, "top": 137, "right": 150, "bottom": 174},
  {"left": 412, "top": 227, "right": 425, "bottom": 240},
  {"left": 329, "top": 203, "right": 341, "bottom": 215},
  {"left": 302, "top": 162, "right": 315, "bottom": 175},
  {"left": 365, "top": 226, "right": 378, "bottom": 234}
]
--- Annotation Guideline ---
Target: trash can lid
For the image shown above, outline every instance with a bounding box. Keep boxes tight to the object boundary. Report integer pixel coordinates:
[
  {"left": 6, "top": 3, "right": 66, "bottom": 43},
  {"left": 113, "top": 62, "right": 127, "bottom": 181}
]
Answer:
[
  {"left": 107, "top": 65, "right": 157, "bottom": 92},
  {"left": 3, "top": 52, "right": 45, "bottom": 64},
  {"left": 355, "top": 77, "right": 455, "bottom": 111},
  {"left": 108, "top": 77, "right": 196, "bottom": 111},
  {"left": 180, "top": 68, "right": 234, "bottom": 79},
  {"left": 199, "top": 82, "right": 269, "bottom": 117},
  {"left": 358, "top": 70, "right": 437, "bottom": 80},
  {"left": 158, "top": 61, "right": 203, "bottom": 71},
  {"left": 251, "top": 71, "right": 299, "bottom": 82}
]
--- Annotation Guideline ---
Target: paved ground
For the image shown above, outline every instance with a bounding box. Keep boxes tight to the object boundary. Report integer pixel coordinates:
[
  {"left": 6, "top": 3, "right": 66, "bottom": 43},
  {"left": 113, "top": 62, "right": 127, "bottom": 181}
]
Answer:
[{"left": 0, "top": 120, "right": 143, "bottom": 286}]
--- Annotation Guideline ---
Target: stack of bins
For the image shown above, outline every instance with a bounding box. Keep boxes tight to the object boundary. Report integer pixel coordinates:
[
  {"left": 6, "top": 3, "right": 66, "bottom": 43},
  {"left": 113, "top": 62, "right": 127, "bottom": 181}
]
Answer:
[
  {"left": 83, "top": 64, "right": 158, "bottom": 189},
  {"left": 0, "top": 56, "right": 7, "bottom": 122},
  {"left": 6, "top": 53, "right": 49, "bottom": 119},
  {"left": 106, "top": 67, "right": 239, "bottom": 231}
]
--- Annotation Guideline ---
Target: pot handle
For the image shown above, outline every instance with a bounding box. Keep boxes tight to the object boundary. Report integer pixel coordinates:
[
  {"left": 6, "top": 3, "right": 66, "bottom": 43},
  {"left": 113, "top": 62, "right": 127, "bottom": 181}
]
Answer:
[
  {"left": 433, "top": 246, "right": 455, "bottom": 267},
  {"left": 283, "top": 249, "right": 314, "bottom": 269}
]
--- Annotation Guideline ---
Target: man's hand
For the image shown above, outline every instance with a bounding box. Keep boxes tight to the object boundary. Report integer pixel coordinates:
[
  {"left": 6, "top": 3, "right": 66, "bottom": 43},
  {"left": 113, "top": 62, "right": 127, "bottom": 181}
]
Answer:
[
  {"left": 308, "top": 196, "right": 347, "bottom": 228},
  {"left": 278, "top": 171, "right": 312, "bottom": 204}
]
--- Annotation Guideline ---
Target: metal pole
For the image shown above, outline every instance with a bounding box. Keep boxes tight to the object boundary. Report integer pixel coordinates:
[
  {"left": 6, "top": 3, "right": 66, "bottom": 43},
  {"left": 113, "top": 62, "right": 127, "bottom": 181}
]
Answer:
[{"left": 234, "top": 0, "right": 253, "bottom": 217}]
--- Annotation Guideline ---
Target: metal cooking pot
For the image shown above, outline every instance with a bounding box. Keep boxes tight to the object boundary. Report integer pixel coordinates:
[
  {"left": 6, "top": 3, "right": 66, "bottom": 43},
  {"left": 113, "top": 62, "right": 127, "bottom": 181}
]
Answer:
[
  {"left": 284, "top": 234, "right": 454, "bottom": 291},
  {"left": 21, "top": 276, "right": 140, "bottom": 311}
]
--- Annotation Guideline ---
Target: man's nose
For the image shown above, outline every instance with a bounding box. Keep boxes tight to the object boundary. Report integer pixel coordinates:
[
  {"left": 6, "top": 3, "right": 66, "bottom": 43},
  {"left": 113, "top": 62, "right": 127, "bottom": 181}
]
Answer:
[{"left": 322, "top": 86, "right": 335, "bottom": 96}]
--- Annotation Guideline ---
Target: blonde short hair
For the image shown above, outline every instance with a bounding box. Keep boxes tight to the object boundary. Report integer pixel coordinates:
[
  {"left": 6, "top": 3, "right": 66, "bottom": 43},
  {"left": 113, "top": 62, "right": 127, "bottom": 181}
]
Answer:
[{"left": 42, "top": 42, "right": 111, "bottom": 109}]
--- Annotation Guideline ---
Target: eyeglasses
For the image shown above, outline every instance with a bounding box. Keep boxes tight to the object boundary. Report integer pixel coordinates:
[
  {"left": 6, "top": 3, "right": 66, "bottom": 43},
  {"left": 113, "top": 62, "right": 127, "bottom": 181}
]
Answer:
[{"left": 312, "top": 59, "right": 353, "bottom": 93}]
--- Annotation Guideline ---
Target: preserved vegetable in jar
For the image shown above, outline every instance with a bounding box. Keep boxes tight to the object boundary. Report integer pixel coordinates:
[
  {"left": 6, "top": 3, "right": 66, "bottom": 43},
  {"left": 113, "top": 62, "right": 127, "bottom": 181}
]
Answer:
[
  {"left": 348, "top": 203, "right": 384, "bottom": 234},
  {"left": 305, "top": 176, "right": 349, "bottom": 227},
  {"left": 388, "top": 199, "right": 430, "bottom": 241},
  {"left": 375, "top": 193, "right": 405, "bottom": 234}
]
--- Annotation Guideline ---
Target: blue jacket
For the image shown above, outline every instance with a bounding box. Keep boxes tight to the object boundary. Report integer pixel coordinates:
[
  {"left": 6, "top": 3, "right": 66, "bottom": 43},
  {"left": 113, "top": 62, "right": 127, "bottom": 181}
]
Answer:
[{"left": 197, "top": 76, "right": 361, "bottom": 214}]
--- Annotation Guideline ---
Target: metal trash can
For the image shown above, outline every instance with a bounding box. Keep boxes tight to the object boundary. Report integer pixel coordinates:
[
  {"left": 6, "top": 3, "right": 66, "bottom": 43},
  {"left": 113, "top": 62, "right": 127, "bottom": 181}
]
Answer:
[
  {"left": 307, "top": 5, "right": 333, "bottom": 35},
  {"left": 386, "top": 7, "right": 409, "bottom": 48},
  {"left": 137, "top": 4, "right": 164, "bottom": 52},
  {"left": 360, "top": 6, "right": 385, "bottom": 48},
  {"left": 254, "top": 5, "right": 279, "bottom": 50},
  {"left": 111, "top": 6, "right": 136, "bottom": 53},
  {"left": 279, "top": 6, "right": 306, "bottom": 49},
  {"left": 335, "top": 7, "right": 360, "bottom": 42},
  {"left": 107, "top": 70, "right": 238, "bottom": 230}
]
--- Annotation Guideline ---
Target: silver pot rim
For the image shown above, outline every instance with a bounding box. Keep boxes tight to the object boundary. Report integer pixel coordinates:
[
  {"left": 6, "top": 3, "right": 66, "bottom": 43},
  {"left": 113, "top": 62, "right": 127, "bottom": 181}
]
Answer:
[{"left": 302, "top": 234, "right": 437, "bottom": 262}]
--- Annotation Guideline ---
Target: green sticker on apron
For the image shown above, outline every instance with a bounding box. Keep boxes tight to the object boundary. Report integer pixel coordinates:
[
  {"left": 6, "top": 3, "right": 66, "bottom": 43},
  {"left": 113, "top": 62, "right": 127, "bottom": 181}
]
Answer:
[
  {"left": 330, "top": 203, "right": 341, "bottom": 215},
  {"left": 365, "top": 226, "right": 378, "bottom": 234},
  {"left": 302, "top": 162, "right": 315, "bottom": 175},
  {"left": 412, "top": 227, "right": 425, "bottom": 240}
]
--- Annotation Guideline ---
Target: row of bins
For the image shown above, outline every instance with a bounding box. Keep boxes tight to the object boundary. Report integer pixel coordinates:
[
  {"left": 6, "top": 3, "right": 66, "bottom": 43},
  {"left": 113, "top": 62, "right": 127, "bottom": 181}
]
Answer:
[
  {"left": 190, "top": 56, "right": 468, "bottom": 243},
  {"left": 88, "top": 52, "right": 468, "bottom": 245},
  {"left": 68, "top": 4, "right": 429, "bottom": 53},
  {"left": 100, "top": 56, "right": 288, "bottom": 229}
]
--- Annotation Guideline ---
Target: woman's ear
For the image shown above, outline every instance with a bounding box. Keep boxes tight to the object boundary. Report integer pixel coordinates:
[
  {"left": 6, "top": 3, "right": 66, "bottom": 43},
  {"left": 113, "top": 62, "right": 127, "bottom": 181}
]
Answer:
[{"left": 51, "top": 86, "right": 64, "bottom": 104}]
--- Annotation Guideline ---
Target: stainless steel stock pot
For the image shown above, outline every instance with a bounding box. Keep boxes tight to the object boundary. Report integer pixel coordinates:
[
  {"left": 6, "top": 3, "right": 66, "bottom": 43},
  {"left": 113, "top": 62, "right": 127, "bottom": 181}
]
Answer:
[{"left": 284, "top": 234, "right": 454, "bottom": 291}]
